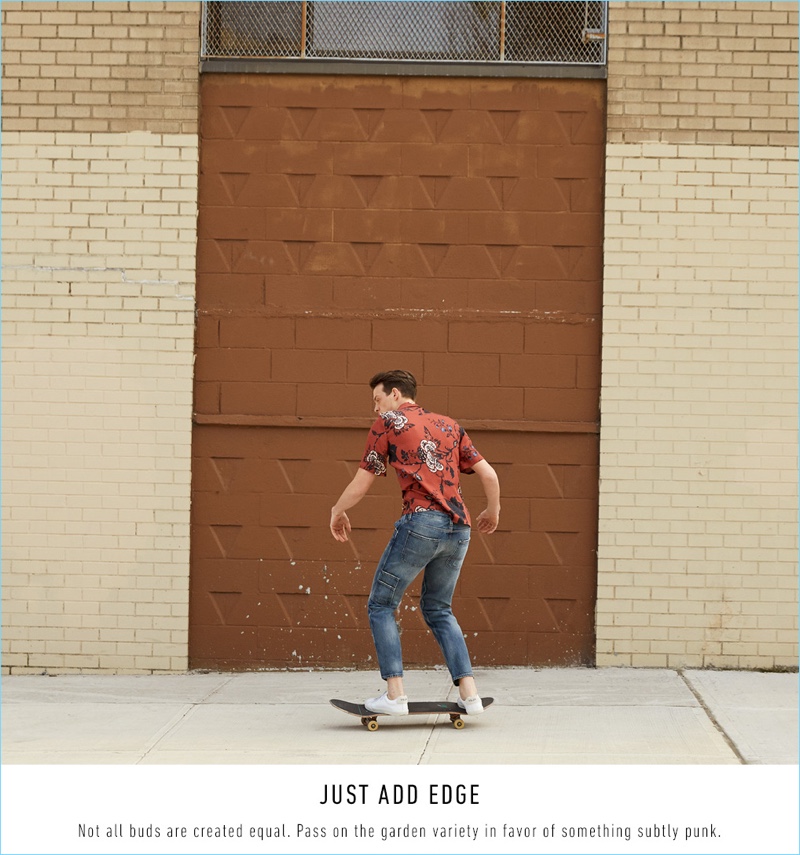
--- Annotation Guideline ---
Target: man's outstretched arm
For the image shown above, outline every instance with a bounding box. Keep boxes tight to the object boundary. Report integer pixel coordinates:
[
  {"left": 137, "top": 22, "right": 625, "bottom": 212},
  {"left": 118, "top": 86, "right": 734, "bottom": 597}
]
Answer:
[
  {"left": 472, "top": 459, "right": 500, "bottom": 535},
  {"left": 330, "top": 468, "right": 375, "bottom": 542}
]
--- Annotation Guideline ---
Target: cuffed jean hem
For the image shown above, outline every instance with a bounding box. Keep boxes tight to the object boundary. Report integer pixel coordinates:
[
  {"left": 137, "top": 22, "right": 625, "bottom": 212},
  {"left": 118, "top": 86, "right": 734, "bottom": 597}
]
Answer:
[
  {"left": 452, "top": 672, "right": 474, "bottom": 686},
  {"left": 382, "top": 673, "right": 403, "bottom": 680}
]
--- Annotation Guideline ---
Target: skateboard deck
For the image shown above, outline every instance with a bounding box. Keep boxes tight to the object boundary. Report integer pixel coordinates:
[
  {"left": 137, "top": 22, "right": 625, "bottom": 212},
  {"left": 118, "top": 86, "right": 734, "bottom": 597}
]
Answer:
[{"left": 330, "top": 697, "right": 494, "bottom": 731}]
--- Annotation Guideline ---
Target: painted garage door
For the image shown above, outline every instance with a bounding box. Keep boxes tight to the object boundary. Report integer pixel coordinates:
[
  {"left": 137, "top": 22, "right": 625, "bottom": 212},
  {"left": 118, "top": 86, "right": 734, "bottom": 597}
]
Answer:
[{"left": 191, "top": 73, "right": 604, "bottom": 670}]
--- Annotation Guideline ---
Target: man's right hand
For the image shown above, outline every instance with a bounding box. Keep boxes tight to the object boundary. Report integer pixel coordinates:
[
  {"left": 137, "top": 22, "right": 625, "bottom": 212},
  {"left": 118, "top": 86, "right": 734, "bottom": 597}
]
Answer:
[
  {"left": 472, "top": 460, "right": 500, "bottom": 535},
  {"left": 476, "top": 509, "right": 499, "bottom": 534}
]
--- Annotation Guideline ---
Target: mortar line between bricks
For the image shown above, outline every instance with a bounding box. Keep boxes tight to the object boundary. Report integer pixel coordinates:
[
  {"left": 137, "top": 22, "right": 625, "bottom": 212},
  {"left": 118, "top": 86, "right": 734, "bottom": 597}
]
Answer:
[{"left": 678, "top": 670, "right": 747, "bottom": 765}]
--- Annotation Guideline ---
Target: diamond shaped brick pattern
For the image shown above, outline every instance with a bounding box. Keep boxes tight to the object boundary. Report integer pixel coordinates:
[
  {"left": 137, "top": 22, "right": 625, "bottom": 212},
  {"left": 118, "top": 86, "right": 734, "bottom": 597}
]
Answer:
[
  {"left": 191, "top": 424, "right": 599, "bottom": 670},
  {"left": 191, "top": 75, "right": 603, "bottom": 669}
]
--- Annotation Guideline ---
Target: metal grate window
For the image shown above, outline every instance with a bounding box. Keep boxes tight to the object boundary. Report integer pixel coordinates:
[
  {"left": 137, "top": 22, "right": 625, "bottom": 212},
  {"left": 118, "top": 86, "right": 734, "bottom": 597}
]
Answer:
[{"left": 201, "top": 1, "right": 607, "bottom": 67}]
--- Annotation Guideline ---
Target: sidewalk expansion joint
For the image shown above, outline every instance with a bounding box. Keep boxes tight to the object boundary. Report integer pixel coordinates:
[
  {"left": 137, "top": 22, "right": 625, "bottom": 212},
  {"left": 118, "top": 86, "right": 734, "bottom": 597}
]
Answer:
[
  {"left": 417, "top": 720, "right": 439, "bottom": 765},
  {"left": 678, "top": 670, "right": 747, "bottom": 765},
  {"left": 135, "top": 676, "right": 236, "bottom": 764}
]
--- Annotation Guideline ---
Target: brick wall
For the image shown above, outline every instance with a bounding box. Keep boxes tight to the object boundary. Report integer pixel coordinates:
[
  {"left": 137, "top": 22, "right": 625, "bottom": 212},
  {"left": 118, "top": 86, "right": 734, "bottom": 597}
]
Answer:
[
  {"left": 3, "top": 0, "right": 797, "bottom": 674},
  {"left": 598, "top": 1, "right": 798, "bottom": 668},
  {"left": 1, "top": 2, "right": 200, "bottom": 673},
  {"left": 607, "top": 0, "right": 797, "bottom": 147}
]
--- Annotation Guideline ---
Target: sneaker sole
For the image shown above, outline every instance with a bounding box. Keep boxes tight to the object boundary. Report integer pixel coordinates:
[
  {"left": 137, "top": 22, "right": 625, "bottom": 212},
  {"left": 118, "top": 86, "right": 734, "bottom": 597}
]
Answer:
[{"left": 364, "top": 708, "right": 409, "bottom": 716}]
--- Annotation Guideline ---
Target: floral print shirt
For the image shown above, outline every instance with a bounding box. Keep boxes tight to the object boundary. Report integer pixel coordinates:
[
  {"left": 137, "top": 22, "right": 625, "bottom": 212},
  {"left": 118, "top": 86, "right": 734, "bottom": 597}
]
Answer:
[{"left": 360, "top": 403, "right": 483, "bottom": 525}]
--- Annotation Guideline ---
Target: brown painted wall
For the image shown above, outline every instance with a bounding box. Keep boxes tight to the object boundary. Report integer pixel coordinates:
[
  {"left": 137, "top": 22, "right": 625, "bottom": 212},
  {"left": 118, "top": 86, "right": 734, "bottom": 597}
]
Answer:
[{"left": 192, "top": 74, "right": 605, "bottom": 670}]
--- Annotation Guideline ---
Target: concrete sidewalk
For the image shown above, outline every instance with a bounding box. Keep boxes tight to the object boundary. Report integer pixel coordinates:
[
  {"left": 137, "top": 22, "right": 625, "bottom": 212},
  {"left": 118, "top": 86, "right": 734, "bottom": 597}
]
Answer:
[{"left": 2, "top": 668, "right": 797, "bottom": 765}]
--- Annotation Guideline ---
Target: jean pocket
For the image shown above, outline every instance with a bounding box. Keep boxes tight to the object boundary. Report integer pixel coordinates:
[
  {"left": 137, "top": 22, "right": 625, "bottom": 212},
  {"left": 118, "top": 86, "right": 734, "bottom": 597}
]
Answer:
[
  {"left": 401, "top": 529, "right": 440, "bottom": 566},
  {"left": 372, "top": 570, "right": 402, "bottom": 606},
  {"left": 447, "top": 536, "right": 471, "bottom": 569}
]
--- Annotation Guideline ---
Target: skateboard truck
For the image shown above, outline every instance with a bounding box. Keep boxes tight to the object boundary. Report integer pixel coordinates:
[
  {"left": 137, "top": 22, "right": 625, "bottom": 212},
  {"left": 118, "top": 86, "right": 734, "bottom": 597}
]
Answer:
[
  {"left": 360, "top": 712, "right": 465, "bottom": 731},
  {"left": 332, "top": 698, "right": 493, "bottom": 731}
]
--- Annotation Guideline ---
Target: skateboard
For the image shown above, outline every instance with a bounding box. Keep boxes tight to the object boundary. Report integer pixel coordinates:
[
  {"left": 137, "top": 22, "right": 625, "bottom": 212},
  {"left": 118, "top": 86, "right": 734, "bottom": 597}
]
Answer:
[{"left": 330, "top": 697, "right": 494, "bottom": 731}]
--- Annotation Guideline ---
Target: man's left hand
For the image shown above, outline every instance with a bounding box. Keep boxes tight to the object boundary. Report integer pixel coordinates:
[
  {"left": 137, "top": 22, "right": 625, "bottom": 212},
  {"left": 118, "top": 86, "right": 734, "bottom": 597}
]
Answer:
[{"left": 330, "top": 509, "right": 352, "bottom": 542}]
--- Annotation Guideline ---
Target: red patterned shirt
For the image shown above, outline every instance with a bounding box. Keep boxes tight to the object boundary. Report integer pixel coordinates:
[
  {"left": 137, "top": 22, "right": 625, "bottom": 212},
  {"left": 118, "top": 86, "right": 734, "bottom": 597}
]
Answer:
[{"left": 360, "top": 403, "right": 483, "bottom": 526}]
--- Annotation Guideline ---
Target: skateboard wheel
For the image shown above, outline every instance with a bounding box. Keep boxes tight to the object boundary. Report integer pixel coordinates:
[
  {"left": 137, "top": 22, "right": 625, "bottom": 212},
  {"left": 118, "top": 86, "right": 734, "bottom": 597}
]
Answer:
[
  {"left": 367, "top": 720, "right": 379, "bottom": 731},
  {"left": 453, "top": 717, "right": 465, "bottom": 729}
]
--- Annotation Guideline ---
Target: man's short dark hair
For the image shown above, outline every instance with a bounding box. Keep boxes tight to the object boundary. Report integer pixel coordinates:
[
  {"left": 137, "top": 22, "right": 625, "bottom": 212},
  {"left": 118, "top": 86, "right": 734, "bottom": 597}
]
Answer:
[{"left": 369, "top": 370, "right": 417, "bottom": 400}]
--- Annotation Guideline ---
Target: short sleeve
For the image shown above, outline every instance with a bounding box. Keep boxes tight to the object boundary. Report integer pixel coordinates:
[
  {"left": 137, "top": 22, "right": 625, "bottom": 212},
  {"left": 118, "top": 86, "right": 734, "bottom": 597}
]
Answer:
[
  {"left": 360, "top": 420, "right": 389, "bottom": 477},
  {"left": 457, "top": 426, "right": 483, "bottom": 474}
]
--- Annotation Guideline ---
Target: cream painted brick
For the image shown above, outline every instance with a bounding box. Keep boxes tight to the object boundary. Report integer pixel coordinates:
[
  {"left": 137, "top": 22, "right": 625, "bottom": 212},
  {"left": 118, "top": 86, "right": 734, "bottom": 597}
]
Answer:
[
  {"left": 2, "top": 3, "right": 199, "bottom": 135},
  {"left": 608, "top": 2, "right": 798, "bottom": 146},
  {"left": 2, "top": 130, "right": 196, "bottom": 674},
  {"left": 599, "top": 138, "right": 799, "bottom": 669}
]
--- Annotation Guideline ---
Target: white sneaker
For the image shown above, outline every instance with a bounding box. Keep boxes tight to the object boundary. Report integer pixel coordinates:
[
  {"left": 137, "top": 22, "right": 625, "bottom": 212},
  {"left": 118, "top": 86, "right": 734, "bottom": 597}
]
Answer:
[
  {"left": 365, "top": 691, "right": 408, "bottom": 716},
  {"left": 457, "top": 695, "right": 484, "bottom": 715}
]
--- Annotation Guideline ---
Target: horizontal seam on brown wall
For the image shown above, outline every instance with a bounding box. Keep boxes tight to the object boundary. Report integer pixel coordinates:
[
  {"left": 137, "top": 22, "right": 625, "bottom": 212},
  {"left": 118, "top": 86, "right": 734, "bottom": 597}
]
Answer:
[{"left": 193, "top": 414, "right": 599, "bottom": 433}]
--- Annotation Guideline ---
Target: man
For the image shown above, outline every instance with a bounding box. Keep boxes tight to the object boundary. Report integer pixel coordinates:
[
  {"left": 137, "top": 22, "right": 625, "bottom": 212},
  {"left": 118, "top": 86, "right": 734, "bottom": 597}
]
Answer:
[{"left": 330, "top": 370, "right": 500, "bottom": 716}]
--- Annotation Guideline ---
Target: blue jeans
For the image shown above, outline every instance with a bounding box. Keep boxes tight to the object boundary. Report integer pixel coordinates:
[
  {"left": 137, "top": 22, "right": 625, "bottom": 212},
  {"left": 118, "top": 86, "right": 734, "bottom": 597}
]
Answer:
[{"left": 367, "top": 511, "right": 473, "bottom": 685}]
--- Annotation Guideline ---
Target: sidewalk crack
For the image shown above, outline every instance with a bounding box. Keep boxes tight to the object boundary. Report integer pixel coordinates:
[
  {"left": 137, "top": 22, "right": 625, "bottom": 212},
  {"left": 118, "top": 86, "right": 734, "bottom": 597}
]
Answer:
[
  {"left": 678, "top": 670, "right": 747, "bottom": 764},
  {"left": 135, "top": 675, "right": 235, "bottom": 764},
  {"left": 418, "top": 720, "right": 438, "bottom": 765},
  {"left": 417, "top": 678, "right": 455, "bottom": 764}
]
